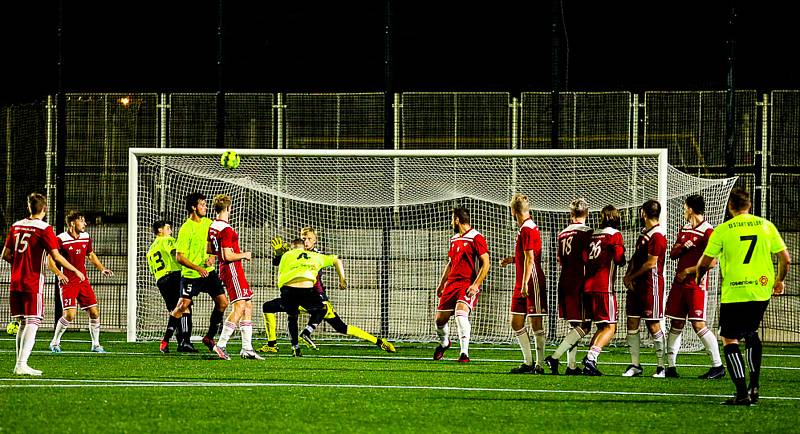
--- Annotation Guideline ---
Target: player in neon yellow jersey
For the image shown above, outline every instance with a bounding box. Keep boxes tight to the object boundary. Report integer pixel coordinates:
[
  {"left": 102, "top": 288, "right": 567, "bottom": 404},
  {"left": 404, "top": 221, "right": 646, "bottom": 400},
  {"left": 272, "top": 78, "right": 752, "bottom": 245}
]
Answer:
[{"left": 696, "top": 188, "right": 791, "bottom": 406}]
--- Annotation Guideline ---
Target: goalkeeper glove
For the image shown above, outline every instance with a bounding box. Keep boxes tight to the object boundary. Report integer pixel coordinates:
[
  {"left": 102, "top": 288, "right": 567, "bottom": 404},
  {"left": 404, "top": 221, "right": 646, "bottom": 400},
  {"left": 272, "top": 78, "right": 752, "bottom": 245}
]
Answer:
[{"left": 271, "top": 236, "right": 288, "bottom": 255}]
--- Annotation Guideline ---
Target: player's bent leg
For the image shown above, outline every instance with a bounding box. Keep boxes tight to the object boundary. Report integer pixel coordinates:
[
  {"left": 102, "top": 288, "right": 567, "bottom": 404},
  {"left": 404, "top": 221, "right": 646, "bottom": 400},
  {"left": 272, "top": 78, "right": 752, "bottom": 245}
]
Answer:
[
  {"left": 50, "top": 308, "right": 76, "bottom": 352},
  {"left": 433, "top": 311, "right": 453, "bottom": 360},
  {"left": 693, "top": 320, "right": 724, "bottom": 379},
  {"left": 454, "top": 302, "right": 472, "bottom": 361}
]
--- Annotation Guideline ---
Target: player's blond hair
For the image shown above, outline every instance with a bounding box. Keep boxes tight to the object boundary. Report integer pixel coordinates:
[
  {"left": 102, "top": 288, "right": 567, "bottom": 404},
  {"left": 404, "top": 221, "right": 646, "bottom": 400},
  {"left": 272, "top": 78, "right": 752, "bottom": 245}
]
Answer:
[
  {"left": 510, "top": 193, "right": 530, "bottom": 215},
  {"left": 212, "top": 194, "right": 232, "bottom": 213},
  {"left": 570, "top": 198, "right": 588, "bottom": 218},
  {"left": 300, "top": 226, "right": 317, "bottom": 238}
]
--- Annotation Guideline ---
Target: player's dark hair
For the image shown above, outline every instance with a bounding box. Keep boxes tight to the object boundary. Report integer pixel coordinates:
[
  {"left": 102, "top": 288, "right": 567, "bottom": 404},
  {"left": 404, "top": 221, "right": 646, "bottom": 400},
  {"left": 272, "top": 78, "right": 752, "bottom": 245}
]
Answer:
[
  {"left": 640, "top": 199, "right": 661, "bottom": 219},
  {"left": 685, "top": 194, "right": 705, "bottom": 215},
  {"left": 152, "top": 219, "right": 171, "bottom": 235},
  {"left": 453, "top": 207, "right": 470, "bottom": 225},
  {"left": 599, "top": 205, "right": 620, "bottom": 229},
  {"left": 185, "top": 192, "right": 206, "bottom": 214},
  {"left": 65, "top": 210, "right": 84, "bottom": 227},
  {"left": 27, "top": 192, "right": 47, "bottom": 215},
  {"left": 728, "top": 188, "right": 751, "bottom": 212}
]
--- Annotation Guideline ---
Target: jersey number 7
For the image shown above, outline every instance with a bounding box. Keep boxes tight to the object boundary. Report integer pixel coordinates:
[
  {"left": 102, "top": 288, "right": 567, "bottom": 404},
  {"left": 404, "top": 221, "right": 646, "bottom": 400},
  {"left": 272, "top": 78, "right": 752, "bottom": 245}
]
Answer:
[{"left": 740, "top": 235, "right": 757, "bottom": 264}]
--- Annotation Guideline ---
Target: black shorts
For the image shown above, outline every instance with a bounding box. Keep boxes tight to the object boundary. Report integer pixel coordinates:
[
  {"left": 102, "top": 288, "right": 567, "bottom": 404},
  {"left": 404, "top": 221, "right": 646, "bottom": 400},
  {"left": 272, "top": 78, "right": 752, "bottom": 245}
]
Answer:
[
  {"left": 157, "top": 271, "right": 182, "bottom": 311},
  {"left": 280, "top": 286, "right": 325, "bottom": 316},
  {"left": 719, "top": 300, "right": 769, "bottom": 340},
  {"left": 180, "top": 270, "right": 225, "bottom": 299}
]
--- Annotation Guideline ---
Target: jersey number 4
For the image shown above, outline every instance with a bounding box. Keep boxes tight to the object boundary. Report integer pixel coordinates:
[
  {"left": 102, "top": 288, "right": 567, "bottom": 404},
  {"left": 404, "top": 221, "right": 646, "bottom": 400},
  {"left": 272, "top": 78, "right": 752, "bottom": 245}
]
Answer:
[{"left": 740, "top": 235, "right": 757, "bottom": 264}]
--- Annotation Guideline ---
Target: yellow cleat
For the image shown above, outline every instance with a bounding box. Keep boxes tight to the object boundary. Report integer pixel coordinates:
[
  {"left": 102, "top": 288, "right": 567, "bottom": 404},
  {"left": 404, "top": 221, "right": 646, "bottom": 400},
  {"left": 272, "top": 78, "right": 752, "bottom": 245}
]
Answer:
[
  {"left": 377, "top": 337, "right": 396, "bottom": 353},
  {"left": 256, "top": 343, "right": 279, "bottom": 353}
]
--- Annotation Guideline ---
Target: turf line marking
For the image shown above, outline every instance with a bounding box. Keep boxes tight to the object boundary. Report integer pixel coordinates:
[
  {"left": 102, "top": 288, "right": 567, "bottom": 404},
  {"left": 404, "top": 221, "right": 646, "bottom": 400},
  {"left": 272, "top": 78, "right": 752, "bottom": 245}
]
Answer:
[{"left": 0, "top": 378, "right": 798, "bottom": 401}]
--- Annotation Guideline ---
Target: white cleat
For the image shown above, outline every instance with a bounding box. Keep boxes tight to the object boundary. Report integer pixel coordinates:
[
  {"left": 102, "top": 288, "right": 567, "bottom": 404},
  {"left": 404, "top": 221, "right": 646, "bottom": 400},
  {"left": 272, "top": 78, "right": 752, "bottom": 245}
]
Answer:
[
  {"left": 652, "top": 367, "right": 666, "bottom": 378},
  {"left": 13, "top": 364, "right": 43, "bottom": 376},
  {"left": 621, "top": 364, "right": 643, "bottom": 377},
  {"left": 240, "top": 350, "right": 265, "bottom": 360}
]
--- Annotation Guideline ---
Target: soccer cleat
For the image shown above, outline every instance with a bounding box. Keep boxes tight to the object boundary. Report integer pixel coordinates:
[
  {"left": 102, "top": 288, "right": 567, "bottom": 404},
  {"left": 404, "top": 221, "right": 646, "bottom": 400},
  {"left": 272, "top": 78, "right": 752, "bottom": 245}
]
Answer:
[
  {"left": 510, "top": 363, "right": 534, "bottom": 374},
  {"left": 433, "top": 342, "right": 451, "bottom": 361},
  {"left": 292, "top": 346, "right": 303, "bottom": 357},
  {"left": 543, "top": 355, "right": 559, "bottom": 375},
  {"left": 622, "top": 364, "right": 644, "bottom": 377},
  {"left": 533, "top": 364, "right": 545, "bottom": 375},
  {"left": 159, "top": 340, "right": 169, "bottom": 354},
  {"left": 256, "top": 343, "right": 279, "bottom": 353},
  {"left": 91, "top": 345, "right": 107, "bottom": 353},
  {"left": 377, "top": 337, "right": 397, "bottom": 353},
  {"left": 202, "top": 335, "right": 216, "bottom": 353},
  {"left": 177, "top": 343, "right": 199, "bottom": 353},
  {"left": 299, "top": 331, "right": 318, "bottom": 350},
  {"left": 565, "top": 367, "right": 584, "bottom": 376},
  {"left": 749, "top": 386, "right": 759, "bottom": 404},
  {"left": 457, "top": 353, "right": 470, "bottom": 363},
  {"left": 240, "top": 350, "right": 265, "bottom": 360},
  {"left": 582, "top": 359, "right": 603, "bottom": 376},
  {"left": 698, "top": 365, "right": 726, "bottom": 380},
  {"left": 722, "top": 395, "right": 752, "bottom": 406},
  {"left": 13, "top": 364, "right": 42, "bottom": 376},
  {"left": 49, "top": 344, "right": 62, "bottom": 354},
  {"left": 664, "top": 366, "right": 679, "bottom": 378},
  {"left": 652, "top": 366, "right": 666, "bottom": 378},
  {"left": 212, "top": 345, "right": 231, "bottom": 360}
]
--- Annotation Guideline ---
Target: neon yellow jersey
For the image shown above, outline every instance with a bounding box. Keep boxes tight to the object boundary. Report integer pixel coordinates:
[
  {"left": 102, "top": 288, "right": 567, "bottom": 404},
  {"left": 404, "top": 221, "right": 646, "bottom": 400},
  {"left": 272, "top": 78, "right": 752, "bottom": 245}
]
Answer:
[
  {"left": 175, "top": 217, "right": 214, "bottom": 278},
  {"left": 703, "top": 213, "right": 787, "bottom": 303},
  {"left": 147, "top": 236, "right": 181, "bottom": 281},
  {"left": 277, "top": 248, "right": 337, "bottom": 289}
]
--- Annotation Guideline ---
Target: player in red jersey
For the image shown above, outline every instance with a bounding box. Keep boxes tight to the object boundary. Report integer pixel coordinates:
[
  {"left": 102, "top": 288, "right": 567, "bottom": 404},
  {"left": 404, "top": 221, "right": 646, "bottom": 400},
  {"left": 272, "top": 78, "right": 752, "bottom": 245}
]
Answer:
[
  {"left": 47, "top": 211, "right": 114, "bottom": 353},
  {"left": 2, "top": 193, "right": 85, "bottom": 376},
  {"left": 664, "top": 194, "right": 724, "bottom": 379},
  {"left": 623, "top": 200, "right": 668, "bottom": 378},
  {"left": 501, "top": 194, "right": 547, "bottom": 374},
  {"left": 206, "top": 194, "right": 262, "bottom": 360},
  {"left": 544, "top": 199, "right": 593, "bottom": 375},
  {"left": 581, "top": 205, "right": 626, "bottom": 376},
  {"left": 433, "top": 207, "right": 491, "bottom": 363}
]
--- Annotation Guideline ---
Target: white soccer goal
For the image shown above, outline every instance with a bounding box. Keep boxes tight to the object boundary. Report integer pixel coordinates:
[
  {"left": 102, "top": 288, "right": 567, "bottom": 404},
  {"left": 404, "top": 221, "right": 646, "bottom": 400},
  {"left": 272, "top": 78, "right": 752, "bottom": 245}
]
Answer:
[{"left": 128, "top": 148, "right": 736, "bottom": 352}]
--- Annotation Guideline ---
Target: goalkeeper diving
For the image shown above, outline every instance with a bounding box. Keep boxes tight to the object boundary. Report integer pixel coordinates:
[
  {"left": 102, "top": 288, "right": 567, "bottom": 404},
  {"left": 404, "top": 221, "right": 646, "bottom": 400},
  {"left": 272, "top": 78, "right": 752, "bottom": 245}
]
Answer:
[{"left": 258, "top": 227, "right": 396, "bottom": 354}]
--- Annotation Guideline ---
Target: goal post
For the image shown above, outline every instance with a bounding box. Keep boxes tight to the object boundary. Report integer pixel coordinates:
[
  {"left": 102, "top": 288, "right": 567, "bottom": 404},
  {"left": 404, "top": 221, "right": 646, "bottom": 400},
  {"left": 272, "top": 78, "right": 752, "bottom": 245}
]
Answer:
[{"left": 127, "top": 147, "right": 735, "bottom": 352}]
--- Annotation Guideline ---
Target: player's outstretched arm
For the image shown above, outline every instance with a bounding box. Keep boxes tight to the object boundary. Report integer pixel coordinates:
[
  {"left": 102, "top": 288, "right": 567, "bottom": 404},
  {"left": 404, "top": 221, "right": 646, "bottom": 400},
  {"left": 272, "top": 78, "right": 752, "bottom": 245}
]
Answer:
[
  {"left": 436, "top": 260, "right": 452, "bottom": 297},
  {"left": 467, "top": 253, "right": 491, "bottom": 296},
  {"left": 773, "top": 249, "right": 792, "bottom": 295},
  {"left": 47, "top": 255, "right": 69, "bottom": 284},
  {"left": 1, "top": 246, "right": 12, "bottom": 264},
  {"left": 176, "top": 252, "right": 209, "bottom": 277},
  {"left": 88, "top": 251, "right": 113, "bottom": 276},
  {"left": 221, "top": 247, "right": 251, "bottom": 262},
  {"left": 50, "top": 249, "right": 85, "bottom": 282},
  {"left": 333, "top": 258, "right": 347, "bottom": 290}
]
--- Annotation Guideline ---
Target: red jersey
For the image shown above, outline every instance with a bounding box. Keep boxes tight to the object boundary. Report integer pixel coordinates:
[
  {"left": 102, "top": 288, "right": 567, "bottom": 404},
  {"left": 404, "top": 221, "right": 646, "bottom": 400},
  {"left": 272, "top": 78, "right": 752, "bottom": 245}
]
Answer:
[
  {"left": 447, "top": 228, "right": 489, "bottom": 284},
  {"left": 514, "top": 218, "right": 545, "bottom": 291},
  {"left": 56, "top": 231, "right": 93, "bottom": 284},
  {"left": 557, "top": 223, "right": 593, "bottom": 291},
  {"left": 584, "top": 227, "right": 626, "bottom": 293},
  {"left": 670, "top": 220, "right": 713, "bottom": 288},
  {"left": 208, "top": 220, "right": 250, "bottom": 290},
  {"left": 631, "top": 224, "right": 667, "bottom": 290},
  {"left": 4, "top": 218, "right": 59, "bottom": 293}
]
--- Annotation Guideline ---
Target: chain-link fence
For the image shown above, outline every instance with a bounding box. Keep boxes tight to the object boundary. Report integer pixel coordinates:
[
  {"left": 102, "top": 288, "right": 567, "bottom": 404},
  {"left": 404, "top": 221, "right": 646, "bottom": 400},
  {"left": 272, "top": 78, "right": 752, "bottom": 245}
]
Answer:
[{"left": 1, "top": 91, "right": 798, "bottom": 343}]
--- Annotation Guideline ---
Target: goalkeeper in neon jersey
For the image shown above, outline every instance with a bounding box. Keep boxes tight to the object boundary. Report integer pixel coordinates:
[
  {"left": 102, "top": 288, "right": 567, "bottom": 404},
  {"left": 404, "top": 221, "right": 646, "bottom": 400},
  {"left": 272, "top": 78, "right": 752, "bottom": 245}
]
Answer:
[
  {"left": 258, "top": 227, "right": 396, "bottom": 354},
  {"left": 276, "top": 238, "right": 346, "bottom": 356},
  {"left": 696, "top": 188, "right": 791, "bottom": 406}
]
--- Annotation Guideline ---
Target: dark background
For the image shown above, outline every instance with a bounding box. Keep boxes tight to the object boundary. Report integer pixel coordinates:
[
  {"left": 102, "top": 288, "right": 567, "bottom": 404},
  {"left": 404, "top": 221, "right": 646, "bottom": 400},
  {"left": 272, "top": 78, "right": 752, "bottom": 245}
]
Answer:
[{"left": 1, "top": 1, "right": 798, "bottom": 105}]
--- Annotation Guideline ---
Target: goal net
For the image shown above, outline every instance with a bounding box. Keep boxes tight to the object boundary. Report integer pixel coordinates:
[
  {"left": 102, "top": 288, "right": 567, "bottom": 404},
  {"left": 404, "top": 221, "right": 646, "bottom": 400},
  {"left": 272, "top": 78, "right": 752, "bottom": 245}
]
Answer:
[{"left": 128, "top": 149, "right": 737, "bottom": 352}]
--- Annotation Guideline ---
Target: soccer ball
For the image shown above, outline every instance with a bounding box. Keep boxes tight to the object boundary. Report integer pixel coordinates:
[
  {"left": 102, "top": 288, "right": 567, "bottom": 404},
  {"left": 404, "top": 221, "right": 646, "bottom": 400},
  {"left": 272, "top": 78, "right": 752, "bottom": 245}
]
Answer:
[
  {"left": 220, "top": 150, "right": 240, "bottom": 169},
  {"left": 6, "top": 320, "right": 19, "bottom": 335}
]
